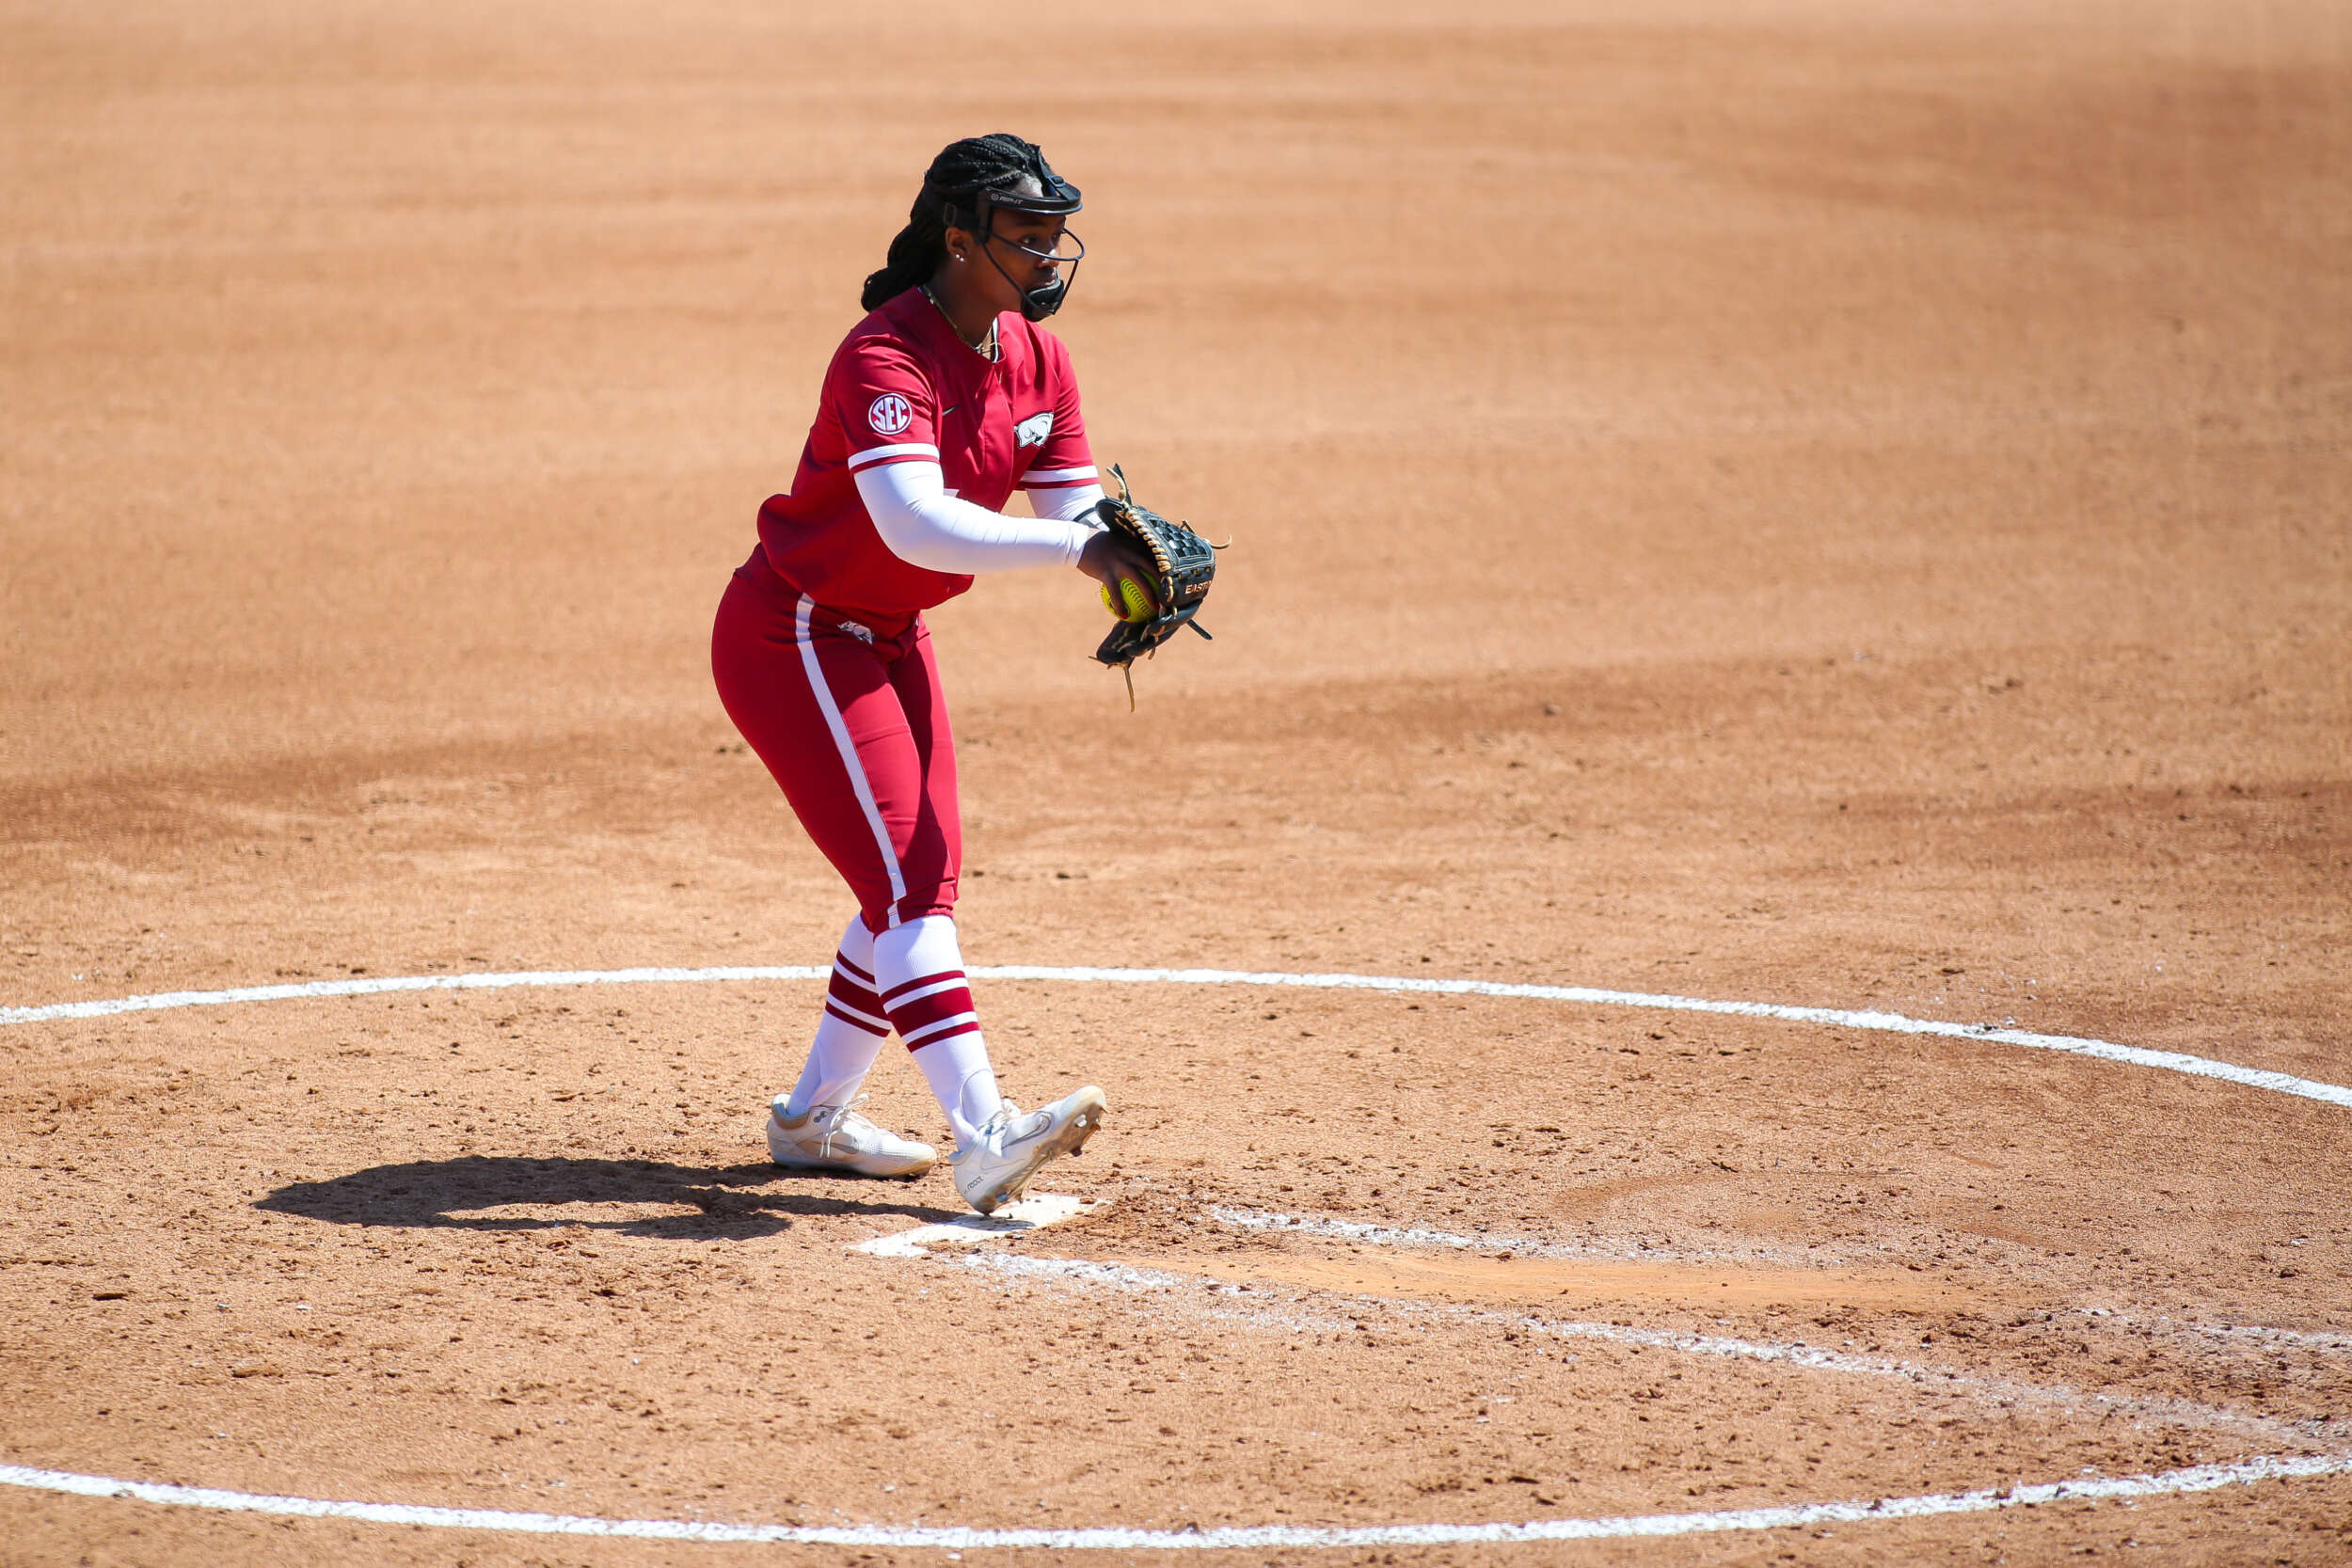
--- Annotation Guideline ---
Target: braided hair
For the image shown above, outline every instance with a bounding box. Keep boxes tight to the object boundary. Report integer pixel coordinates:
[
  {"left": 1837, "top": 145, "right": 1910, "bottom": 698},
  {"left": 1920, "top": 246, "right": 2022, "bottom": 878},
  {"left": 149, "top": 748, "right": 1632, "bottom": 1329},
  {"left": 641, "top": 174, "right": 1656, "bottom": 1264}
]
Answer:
[{"left": 860, "top": 134, "right": 1045, "bottom": 311}]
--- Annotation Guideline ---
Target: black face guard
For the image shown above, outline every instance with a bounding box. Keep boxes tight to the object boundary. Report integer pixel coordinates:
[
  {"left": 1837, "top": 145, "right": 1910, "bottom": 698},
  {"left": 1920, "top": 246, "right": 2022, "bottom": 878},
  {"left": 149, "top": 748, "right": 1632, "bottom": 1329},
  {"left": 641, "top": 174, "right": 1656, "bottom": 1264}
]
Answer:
[
  {"left": 935, "top": 143, "right": 1085, "bottom": 322},
  {"left": 977, "top": 223, "right": 1085, "bottom": 322}
]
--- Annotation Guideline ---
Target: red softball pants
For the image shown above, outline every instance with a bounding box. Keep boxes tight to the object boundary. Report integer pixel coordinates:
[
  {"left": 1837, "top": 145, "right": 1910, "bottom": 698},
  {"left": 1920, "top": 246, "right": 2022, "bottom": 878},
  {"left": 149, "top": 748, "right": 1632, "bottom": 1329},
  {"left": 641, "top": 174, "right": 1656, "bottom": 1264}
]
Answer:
[{"left": 710, "top": 549, "right": 961, "bottom": 934}]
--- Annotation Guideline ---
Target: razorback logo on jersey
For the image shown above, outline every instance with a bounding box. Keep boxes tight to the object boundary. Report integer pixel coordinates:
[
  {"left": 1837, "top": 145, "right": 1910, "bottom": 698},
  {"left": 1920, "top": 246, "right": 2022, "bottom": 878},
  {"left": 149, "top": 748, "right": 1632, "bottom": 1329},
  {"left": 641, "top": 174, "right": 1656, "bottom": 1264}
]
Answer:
[
  {"left": 1014, "top": 410, "right": 1054, "bottom": 448},
  {"left": 867, "top": 393, "right": 914, "bottom": 437}
]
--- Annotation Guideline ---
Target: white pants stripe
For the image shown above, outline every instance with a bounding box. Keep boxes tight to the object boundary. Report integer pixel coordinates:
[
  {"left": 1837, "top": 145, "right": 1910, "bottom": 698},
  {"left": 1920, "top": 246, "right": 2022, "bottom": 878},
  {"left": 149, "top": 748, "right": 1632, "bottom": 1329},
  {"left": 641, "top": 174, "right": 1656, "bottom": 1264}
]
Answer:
[{"left": 794, "top": 594, "right": 908, "bottom": 927}]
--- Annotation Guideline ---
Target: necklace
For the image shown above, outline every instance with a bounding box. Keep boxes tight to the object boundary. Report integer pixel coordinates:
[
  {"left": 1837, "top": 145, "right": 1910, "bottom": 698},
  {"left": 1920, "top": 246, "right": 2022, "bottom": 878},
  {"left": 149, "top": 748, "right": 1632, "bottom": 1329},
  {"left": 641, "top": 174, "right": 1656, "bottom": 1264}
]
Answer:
[{"left": 919, "top": 285, "right": 998, "bottom": 360}]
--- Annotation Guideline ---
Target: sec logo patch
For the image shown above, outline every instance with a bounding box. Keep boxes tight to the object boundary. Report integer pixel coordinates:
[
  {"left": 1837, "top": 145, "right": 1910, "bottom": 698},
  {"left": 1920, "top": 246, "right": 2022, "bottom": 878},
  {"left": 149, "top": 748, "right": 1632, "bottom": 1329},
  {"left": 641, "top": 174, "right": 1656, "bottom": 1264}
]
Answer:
[{"left": 866, "top": 393, "right": 914, "bottom": 436}]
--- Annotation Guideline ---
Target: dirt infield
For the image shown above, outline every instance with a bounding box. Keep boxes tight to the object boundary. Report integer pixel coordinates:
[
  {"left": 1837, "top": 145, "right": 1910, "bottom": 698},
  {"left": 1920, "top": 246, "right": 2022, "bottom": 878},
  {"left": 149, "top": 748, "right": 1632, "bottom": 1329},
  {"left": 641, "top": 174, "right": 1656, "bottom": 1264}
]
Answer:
[{"left": 5, "top": 1, "right": 2349, "bottom": 1563}]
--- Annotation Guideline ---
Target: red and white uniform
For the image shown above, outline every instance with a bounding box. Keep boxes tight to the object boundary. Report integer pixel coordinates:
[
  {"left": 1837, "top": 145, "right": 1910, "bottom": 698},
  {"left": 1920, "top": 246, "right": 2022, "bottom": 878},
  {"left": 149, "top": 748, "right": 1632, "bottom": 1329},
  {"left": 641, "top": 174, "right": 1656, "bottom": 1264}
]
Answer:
[
  {"left": 754, "top": 286, "right": 1100, "bottom": 620},
  {"left": 711, "top": 287, "right": 1101, "bottom": 938}
]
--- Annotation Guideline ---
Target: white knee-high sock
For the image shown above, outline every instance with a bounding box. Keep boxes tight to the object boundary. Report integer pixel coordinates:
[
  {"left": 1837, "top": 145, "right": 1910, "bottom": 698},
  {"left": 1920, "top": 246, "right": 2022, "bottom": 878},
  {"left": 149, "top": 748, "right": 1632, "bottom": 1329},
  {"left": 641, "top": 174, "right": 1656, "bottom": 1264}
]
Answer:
[
  {"left": 872, "top": 913, "right": 1003, "bottom": 1148},
  {"left": 780, "top": 914, "right": 890, "bottom": 1117}
]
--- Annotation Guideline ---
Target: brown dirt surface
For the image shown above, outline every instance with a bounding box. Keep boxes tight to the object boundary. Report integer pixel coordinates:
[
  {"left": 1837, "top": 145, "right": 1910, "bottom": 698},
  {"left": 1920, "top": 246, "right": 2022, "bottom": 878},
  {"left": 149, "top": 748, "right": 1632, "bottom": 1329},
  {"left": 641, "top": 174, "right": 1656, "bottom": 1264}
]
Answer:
[{"left": 5, "top": 1, "right": 2350, "bottom": 1564}]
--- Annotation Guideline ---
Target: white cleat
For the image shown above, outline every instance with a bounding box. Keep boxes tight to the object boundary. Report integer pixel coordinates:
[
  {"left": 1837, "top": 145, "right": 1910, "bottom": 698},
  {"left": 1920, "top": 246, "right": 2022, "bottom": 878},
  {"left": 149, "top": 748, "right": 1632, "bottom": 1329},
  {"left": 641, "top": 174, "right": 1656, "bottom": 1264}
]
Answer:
[
  {"left": 950, "top": 1086, "right": 1108, "bottom": 1215},
  {"left": 766, "top": 1096, "right": 936, "bottom": 1180}
]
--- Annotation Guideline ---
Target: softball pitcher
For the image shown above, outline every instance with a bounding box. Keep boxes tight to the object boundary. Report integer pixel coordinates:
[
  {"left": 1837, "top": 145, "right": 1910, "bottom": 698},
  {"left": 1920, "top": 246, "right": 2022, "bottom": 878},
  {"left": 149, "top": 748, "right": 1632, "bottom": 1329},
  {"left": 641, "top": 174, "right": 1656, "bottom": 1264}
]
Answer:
[{"left": 710, "top": 135, "right": 1154, "bottom": 1214}]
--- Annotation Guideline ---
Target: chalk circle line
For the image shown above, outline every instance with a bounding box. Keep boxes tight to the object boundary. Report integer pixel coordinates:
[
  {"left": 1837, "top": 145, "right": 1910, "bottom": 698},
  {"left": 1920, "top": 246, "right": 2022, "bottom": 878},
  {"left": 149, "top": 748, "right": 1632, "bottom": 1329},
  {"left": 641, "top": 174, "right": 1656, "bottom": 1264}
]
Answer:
[
  {"left": 4, "top": 962, "right": 2344, "bottom": 1109},
  {"left": 2, "top": 1454, "right": 2348, "bottom": 1550},
  {"left": 7, "top": 960, "right": 2349, "bottom": 1547}
]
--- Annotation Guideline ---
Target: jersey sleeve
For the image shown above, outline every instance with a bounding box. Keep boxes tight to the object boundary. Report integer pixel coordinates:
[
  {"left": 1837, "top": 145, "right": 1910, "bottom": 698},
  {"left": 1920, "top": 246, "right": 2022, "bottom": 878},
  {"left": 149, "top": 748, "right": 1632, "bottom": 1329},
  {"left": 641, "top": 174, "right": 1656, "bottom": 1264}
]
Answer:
[
  {"left": 1018, "top": 333, "right": 1097, "bottom": 492},
  {"left": 830, "top": 335, "right": 941, "bottom": 475}
]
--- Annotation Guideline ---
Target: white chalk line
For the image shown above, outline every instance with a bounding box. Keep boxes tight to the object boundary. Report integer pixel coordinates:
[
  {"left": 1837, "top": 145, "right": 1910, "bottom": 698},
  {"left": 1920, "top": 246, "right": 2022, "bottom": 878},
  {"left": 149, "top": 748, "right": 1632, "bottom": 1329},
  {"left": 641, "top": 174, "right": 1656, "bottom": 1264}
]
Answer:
[
  {"left": 8, "top": 963, "right": 2346, "bottom": 1544},
  {"left": 1213, "top": 1209, "right": 2352, "bottom": 1370},
  {"left": 0, "top": 966, "right": 829, "bottom": 1025},
  {"left": 2106, "top": 1314, "right": 2352, "bottom": 1357},
  {"left": 4, "top": 964, "right": 2345, "bottom": 1109},
  {"left": 4, "top": 1454, "right": 2347, "bottom": 1549},
  {"left": 946, "top": 1251, "right": 2315, "bottom": 1448},
  {"left": 1208, "top": 1205, "right": 1820, "bottom": 1267}
]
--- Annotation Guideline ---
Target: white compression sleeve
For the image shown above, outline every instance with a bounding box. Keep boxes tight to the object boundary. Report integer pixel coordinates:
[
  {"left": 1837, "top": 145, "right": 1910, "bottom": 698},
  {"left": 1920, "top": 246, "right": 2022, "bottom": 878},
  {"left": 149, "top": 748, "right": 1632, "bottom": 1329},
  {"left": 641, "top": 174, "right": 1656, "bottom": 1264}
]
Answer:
[
  {"left": 853, "top": 460, "right": 1094, "bottom": 574},
  {"left": 1029, "top": 482, "right": 1106, "bottom": 523}
]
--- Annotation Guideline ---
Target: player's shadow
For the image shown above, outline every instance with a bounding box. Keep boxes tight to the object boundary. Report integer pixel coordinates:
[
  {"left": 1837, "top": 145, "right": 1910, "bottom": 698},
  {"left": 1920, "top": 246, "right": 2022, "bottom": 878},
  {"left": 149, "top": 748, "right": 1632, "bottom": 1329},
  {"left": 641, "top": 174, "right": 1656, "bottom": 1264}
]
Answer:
[{"left": 256, "top": 1154, "right": 962, "bottom": 1240}]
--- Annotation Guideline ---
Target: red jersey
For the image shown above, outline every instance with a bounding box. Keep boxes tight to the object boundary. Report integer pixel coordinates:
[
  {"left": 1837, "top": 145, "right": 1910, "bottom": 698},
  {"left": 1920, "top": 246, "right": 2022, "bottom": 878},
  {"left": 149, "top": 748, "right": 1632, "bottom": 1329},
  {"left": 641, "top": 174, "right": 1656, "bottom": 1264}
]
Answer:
[{"left": 755, "top": 288, "right": 1098, "bottom": 618}]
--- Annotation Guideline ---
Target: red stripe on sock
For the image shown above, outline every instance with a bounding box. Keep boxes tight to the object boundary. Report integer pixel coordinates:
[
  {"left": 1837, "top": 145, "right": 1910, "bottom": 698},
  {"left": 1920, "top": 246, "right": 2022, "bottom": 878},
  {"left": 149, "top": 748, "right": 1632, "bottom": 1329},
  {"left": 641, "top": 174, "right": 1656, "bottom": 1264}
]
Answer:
[
  {"left": 885, "top": 983, "right": 976, "bottom": 1039},
  {"left": 834, "top": 952, "right": 876, "bottom": 986},
  {"left": 828, "top": 968, "right": 883, "bottom": 1013},
  {"left": 824, "top": 1000, "right": 891, "bottom": 1037},
  {"left": 880, "top": 968, "right": 967, "bottom": 1005}
]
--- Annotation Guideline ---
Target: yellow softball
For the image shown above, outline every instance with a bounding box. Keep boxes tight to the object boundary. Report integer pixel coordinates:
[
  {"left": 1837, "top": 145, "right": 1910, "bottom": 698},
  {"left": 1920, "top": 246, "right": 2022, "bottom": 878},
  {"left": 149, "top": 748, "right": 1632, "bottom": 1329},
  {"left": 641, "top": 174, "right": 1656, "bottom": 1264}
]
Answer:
[{"left": 1099, "top": 577, "right": 1153, "bottom": 623}]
